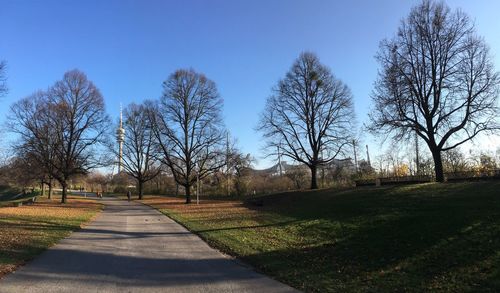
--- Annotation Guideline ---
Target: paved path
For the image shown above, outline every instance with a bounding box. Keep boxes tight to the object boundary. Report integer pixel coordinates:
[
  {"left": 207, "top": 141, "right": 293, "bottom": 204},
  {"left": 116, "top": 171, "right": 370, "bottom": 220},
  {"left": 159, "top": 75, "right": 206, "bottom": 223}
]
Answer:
[{"left": 0, "top": 198, "right": 297, "bottom": 293}]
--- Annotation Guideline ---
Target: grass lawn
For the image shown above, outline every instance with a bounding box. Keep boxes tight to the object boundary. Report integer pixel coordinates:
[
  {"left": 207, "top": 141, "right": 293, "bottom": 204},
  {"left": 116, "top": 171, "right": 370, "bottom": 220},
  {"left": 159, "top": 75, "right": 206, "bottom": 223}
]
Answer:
[
  {"left": 0, "top": 186, "right": 20, "bottom": 198},
  {"left": 0, "top": 196, "right": 102, "bottom": 278},
  {"left": 0, "top": 186, "right": 35, "bottom": 206},
  {"left": 141, "top": 181, "right": 500, "bottom": 292}
]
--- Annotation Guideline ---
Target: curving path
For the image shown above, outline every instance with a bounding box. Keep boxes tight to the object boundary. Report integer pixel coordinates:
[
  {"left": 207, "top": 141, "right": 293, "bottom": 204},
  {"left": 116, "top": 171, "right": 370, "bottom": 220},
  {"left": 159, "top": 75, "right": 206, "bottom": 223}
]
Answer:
[{"left": 0, "top": 198, "right": 297, "bottom": 293}]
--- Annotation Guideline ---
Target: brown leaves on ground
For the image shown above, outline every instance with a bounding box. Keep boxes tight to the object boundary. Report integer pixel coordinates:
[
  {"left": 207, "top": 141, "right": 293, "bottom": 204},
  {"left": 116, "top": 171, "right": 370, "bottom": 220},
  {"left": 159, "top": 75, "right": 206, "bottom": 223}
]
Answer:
[
  {"left": 140, "top": 196, "right": 301, "bottom": 253},
  {"left": 0, "top": 197, "right": 100, "bottom": 219},
  {"left": 0, "top": 197, "right": 102, "bottom": 278},
  {"left": 141, "top": 197, "right": 263, "bottom": 227}
]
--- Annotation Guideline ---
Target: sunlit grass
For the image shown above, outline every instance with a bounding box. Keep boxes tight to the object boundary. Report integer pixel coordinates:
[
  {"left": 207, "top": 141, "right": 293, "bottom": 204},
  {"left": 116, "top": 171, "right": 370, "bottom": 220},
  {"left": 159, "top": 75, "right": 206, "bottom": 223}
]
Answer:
[{"left": 142, "top": 181, "right": 500, "bottom": 292}]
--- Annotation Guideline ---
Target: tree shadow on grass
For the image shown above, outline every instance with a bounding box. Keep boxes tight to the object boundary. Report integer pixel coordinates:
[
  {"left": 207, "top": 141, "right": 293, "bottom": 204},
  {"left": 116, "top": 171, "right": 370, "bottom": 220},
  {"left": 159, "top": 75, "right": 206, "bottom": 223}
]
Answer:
[
  {"left": 242, "top": 205, "right": 500, "bottom": 292},
  {"left": 245, "top": 181, "right": 500, "bottom": 220},
  {"left": 194, "top": 219, "right": 303, "bottom": 233},
  {"left": 234, "top": 182, "right": 500, "bottom": 291}
]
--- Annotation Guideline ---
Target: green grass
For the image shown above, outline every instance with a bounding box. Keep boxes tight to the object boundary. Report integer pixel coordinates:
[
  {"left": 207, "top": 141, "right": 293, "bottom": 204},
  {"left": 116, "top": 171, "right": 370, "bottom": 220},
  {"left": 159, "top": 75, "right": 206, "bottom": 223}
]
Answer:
[
  {"left": 0, "top": 185, "right": 41, "bottom": 207},
  {"left": 0, "top": 185, "right": 21, "bottom": 201},
  {"left": 143, "top": 181, "right": 500, "bottom": 292}
]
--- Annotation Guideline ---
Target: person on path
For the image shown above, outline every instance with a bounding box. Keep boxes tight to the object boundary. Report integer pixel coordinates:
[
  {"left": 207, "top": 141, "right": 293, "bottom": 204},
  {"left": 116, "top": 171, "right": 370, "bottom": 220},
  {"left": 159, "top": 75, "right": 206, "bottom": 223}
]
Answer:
[{"left": 127, "top": 190, "right": 131, "bottom": 202}]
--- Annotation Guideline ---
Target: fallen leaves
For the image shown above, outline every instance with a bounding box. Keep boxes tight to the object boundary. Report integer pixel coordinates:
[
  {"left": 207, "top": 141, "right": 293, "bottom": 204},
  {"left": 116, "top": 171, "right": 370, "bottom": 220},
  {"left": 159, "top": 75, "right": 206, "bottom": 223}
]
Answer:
[{"left": 0, "top": 197, "right": 102, "bottom": 278}]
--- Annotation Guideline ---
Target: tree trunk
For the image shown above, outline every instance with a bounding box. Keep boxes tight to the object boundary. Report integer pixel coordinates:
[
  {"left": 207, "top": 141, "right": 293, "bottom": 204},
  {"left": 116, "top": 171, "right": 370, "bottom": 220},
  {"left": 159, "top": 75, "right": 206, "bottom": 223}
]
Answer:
[
  {"left": 310, "top": 164, "right": 318, "bottom": 189},
  {"left": 185, "top": 185, "right": 191, "bottom": 204},
  {"left": 138, "top": 180, "right": 144, "bottom": 200},
  {"left": 48, "top": 178, "right": 52, "bottom": 200},
  {"left": 41, "top": 181, "right": 45, "bottom": 197},
  {"left": 61, "top": 182, "right": 67, "bottom": 204},
  {"left": 432, "top": 149, "right": 445, "bottom": 182}
]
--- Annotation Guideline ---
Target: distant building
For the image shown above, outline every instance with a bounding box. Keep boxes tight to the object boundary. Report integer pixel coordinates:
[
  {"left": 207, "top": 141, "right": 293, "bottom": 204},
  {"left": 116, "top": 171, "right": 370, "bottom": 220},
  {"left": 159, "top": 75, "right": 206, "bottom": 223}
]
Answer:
[
  {"left": 116, "top": 106, "right": 125, "bottom": 173},
  {"left": 250, "top": 158, "right": 357, "bottom": 177},
  {"left": 327, "top": 158, "right": 356, "bottom": 174}
]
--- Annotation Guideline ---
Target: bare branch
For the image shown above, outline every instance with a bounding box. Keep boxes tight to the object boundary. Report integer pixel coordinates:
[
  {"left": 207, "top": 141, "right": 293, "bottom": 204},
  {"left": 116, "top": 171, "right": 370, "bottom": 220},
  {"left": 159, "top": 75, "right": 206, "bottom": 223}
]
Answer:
[
  {"left": 151, "top": 69, "right": 226, "bottom": 203},
  {"left": 368, "top": 0, "right": 500, "bottom": 182},
  {"left": 258, "top": 52, "right": 355, "bottom": 189}
]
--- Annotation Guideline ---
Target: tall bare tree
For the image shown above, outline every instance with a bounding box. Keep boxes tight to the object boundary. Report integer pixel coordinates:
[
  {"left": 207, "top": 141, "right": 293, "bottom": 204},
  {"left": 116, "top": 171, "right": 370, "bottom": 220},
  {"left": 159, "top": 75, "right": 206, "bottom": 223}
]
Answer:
[
  {"left": 9, "top": 92, "right": 58, "bottom": 198},
  {"left": 9, "top": 70, "right": 109, "bottom": 203},
  {"left": 151, "top": 69, "right": 225, "bottom": 203},
  {"left": 0, "top": 61, "right": 7, "bottom": 97},
  {"left": 369, "top": 0, "right": 500, "bottom": 182},
  {"left": 48, "top": 70, "right": 109, "bottom": 202},
  {"left": 117, "top": 102, "right": 160, "bottom": 199},
  {"left": 258, "top": 52, "right": 355, "bottom": 189}
]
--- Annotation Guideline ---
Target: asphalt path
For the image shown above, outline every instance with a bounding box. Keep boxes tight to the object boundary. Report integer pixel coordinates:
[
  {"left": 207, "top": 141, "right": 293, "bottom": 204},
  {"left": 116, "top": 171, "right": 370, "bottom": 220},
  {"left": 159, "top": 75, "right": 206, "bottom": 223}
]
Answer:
[{"left": 0, "top": 197, "right": 297, "bottom": 293}]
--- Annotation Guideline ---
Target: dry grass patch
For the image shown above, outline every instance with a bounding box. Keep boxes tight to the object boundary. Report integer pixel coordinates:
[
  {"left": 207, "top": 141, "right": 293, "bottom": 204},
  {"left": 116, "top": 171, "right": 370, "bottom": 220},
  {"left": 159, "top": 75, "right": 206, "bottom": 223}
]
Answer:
[
  {"left": 142, "top": 197, "right": 260, "bottom": 222},
  {"left": 0, "top": 196, "right": 102, "bottom": 278}
]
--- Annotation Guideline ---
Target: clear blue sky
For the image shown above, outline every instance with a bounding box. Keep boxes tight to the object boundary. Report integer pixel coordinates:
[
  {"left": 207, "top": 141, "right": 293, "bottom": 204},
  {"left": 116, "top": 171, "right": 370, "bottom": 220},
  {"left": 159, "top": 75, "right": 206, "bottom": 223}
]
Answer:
[{"left": 1, "top": 0, "right": 499, "bottom": 167}]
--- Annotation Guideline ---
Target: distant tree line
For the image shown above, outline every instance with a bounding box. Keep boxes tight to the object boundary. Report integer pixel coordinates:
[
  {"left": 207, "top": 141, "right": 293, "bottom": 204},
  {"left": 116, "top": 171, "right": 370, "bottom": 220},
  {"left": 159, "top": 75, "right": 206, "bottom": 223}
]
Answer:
[{"left": 1, "top": 0, "right": 499, "bottom": 203}]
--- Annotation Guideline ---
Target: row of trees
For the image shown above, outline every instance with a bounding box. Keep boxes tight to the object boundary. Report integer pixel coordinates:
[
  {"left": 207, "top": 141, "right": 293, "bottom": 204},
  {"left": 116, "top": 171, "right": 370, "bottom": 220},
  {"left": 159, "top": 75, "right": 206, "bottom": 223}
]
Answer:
[
  {"left": 3, "top": 0, "right": 499, "bottom": 203},
  {"left": 374, "top": 147, "right": 499, "bottom": 178},
  {"left": 112, "top": 69, "right": 227, "bottom": 203},
  {"left": 116, "top": 53, "right": 356, "bottom": 201},
  {"left": 258, "top": 0, "right": 499, "bottom": 185},
  {"left": 7, "top": 69, "right": 229, "bottom": 204},
  {"left": 9, "top": 71, "right": 109, "bottom": 203}
]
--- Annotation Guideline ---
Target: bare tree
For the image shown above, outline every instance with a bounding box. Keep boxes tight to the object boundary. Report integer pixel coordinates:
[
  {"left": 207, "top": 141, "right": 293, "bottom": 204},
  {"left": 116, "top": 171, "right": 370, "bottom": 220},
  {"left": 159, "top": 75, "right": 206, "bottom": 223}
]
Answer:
[
  {"left": 48, "top": 70, "right": 110, "bottom": 202},
  {"left": 0, "top": 61, "right": 7, "bottom": 97},
  {"left": 117, "top": 102, "right": 160, "bottom": 199},
  {"left": 258, "top": 52, "right": 355, "bottom": 189},
  {"left": 369, "top": 0, "right": 500, "bottom": 182},
  {"left": 442, "top": 148, "right": 469, "bottom": 174},
  {"left": 227, "top": 144, "right": 255, "bottom": 196},
  {"left": 9, "top": 92, "right": 58, "bottom": 199},
  {"left": 151, "top": 69, "right": 225, "bottom": 203},
  {"left": 9, "top": 70, "right": 109, "bottom": 203},
  {"left": 86, "top": 171, "right": 110, "bottom": 193}
]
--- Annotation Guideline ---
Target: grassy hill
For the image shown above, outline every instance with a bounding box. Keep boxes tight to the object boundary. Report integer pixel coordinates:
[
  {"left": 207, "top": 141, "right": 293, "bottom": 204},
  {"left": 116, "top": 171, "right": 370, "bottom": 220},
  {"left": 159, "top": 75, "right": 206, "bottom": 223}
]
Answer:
[
  {"left": 142, "top": 181, "right": 500, "bottom": 292},
  {"left": 0, "top": 185, "right": 40, "bottom": 206},
  {"left": 0, "top": 185, "right": 21, "bottom": 200}
]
